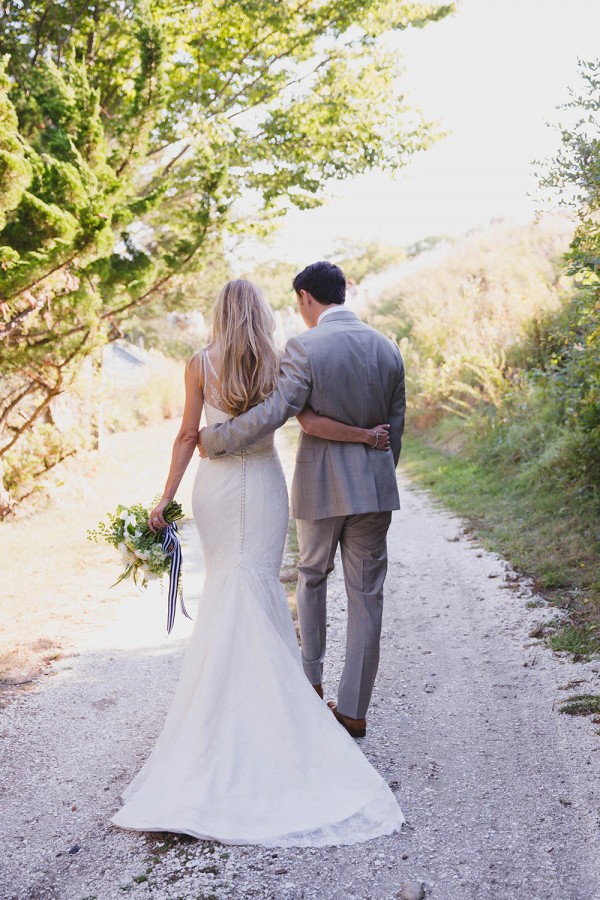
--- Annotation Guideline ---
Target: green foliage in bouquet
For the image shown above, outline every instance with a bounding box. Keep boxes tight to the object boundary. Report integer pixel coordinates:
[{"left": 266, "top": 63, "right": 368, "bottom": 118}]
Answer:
[{"left": 88, "top": 500, "right": 184, "bottom": 589}]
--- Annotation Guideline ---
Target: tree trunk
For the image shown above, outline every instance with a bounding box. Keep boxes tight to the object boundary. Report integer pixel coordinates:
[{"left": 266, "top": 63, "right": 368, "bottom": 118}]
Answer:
[
  {"left": 89, "top": 349, "right": 105, "bottom": 453},
  {"left": 0, "top": 430, "right": 12, "bottom": 517}
]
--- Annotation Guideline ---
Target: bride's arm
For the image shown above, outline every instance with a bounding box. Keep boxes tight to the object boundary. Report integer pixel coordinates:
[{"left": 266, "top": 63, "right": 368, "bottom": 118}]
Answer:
[
  {"left": 296, "top": 408, "right": 390, "bottom": 450},
  {"left": 149, "top": 355, "right": 204, "bottom": 531}
]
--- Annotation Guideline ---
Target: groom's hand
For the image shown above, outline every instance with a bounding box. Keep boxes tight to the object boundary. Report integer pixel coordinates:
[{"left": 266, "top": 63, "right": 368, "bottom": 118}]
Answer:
[{"left": 197, "top": 428, "right": 208, "bottom": 458}]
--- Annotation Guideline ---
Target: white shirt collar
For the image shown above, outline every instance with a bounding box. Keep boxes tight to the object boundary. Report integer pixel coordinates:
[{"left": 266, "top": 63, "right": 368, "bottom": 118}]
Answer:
[{"left": 317, "top": 305, "right": 343, "bottom": 325}]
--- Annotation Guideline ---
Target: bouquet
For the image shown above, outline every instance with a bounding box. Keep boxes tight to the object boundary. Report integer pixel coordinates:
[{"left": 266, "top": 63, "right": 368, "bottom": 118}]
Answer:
[{"left": 88, "top": 500, "right": 191, "bottom": 633}]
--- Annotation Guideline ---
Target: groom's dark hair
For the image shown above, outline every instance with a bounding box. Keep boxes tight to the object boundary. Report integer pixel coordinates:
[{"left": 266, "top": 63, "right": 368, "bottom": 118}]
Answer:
[{"left": 292, "top": 261, "right": 346, "bottom": 306}]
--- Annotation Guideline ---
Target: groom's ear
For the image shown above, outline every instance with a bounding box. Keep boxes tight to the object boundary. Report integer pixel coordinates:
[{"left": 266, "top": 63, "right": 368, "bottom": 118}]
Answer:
[{"left": 297, "top": 289, "right": 315, "bottom": 308}]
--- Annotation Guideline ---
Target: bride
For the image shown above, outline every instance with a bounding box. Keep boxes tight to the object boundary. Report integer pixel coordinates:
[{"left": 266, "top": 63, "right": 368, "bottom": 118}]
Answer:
[{"left": 112, "top": 279, "right": 404, "bottom": 846}]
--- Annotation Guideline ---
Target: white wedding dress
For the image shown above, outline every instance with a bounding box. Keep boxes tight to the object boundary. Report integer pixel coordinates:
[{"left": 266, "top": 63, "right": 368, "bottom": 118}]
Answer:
[{"left": 112, "top": 356, "right": 404, "bottom": 846}]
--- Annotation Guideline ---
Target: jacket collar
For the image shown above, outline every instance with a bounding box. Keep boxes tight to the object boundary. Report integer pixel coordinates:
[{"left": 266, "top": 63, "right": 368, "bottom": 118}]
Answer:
[{"left": 317, "top": 306, "right": 358, "bottom": 325}]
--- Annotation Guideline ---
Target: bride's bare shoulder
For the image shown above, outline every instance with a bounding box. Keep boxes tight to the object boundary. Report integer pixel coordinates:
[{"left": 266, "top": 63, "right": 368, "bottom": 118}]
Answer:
[
  {"left": 204, "top": 344, "right": 222, "bottom": 376},
  {"left": 186, "top": 348, "right": 210, "bottom": 388}
]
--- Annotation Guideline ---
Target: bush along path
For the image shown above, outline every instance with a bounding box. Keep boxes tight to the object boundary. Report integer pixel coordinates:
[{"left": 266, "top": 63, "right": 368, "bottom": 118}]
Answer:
[{"left": 2, "top": 473, "right": 600, "bottom": 899}]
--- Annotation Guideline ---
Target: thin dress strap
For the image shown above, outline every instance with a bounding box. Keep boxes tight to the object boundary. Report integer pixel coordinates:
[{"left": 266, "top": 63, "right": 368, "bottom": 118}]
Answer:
[
  {"left": 202, "top": 348, "right": 226, "bottom": 411},
  {"left": 206, "top": 350, "right": 219, "bottom": 378}
]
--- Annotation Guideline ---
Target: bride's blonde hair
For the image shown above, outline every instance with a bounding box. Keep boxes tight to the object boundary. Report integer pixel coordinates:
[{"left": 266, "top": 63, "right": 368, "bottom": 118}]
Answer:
[{"left": 210, "top": 279, "right": 279, "bottom": 417}]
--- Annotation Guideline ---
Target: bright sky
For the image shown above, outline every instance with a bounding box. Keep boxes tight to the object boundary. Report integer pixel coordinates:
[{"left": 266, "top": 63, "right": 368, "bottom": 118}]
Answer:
[{"left": 253, "top": 0, "right": 600, "bottom": 264}]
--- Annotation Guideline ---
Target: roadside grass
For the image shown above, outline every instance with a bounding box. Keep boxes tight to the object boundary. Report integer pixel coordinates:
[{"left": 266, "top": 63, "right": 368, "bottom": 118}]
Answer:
[
  {"left": 548, "top": 625, "right": 600, "bottom": 660},
  {"left": 559, "top": 694, "right": 600, "bottom": 715},
  {"left": 401, "top": 431, "right": 600, "bottom": 660},
  {"left": 142, "top": 834, "right": 228, "bottom": 894}
]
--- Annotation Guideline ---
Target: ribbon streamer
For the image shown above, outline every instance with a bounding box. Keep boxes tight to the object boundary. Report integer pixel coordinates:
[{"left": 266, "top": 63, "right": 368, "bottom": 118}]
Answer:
[{"left": 161, "top": 522, "right": 192, "bottom": 634}]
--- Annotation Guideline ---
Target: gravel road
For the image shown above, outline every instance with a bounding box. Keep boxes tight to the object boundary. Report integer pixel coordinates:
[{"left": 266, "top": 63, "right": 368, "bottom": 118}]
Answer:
[{"left": 2, "top": 472, "right": 600, "bottom": 900}]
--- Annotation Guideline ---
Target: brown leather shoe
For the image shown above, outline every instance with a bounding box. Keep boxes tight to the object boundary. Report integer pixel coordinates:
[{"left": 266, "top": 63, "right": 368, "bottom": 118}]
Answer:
[
  {"left": 327, "top": 702, "right": 366, "bottom": 738},
  {"left": 313, "top": 683, "right": 324, "bottom": 699}
]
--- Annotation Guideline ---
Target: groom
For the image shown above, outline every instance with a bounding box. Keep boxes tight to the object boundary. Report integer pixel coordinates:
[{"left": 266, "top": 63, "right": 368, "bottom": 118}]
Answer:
[{"left": 199, "top": 261, "right": 405, "bottom": 738}]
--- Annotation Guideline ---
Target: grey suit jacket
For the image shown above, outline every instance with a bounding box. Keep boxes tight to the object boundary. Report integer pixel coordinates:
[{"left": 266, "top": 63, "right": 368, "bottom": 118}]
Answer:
[{"left": 202, "top": 308, "right": 406, "bottom": 520}]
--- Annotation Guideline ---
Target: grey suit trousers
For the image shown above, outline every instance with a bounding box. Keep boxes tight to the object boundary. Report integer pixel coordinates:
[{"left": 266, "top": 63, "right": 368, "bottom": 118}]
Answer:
[{"left": 296, "top": 511, "right": 392, "bottom": 720}]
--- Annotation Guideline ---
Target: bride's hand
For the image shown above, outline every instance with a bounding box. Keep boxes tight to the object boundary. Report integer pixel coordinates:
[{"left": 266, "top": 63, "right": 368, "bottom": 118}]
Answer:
[
  {"left": 366, "top": 424, "right": 390, "bottom": 451},
  {"left": 148, "top": 498, "right": 170, "bottom": 532}
]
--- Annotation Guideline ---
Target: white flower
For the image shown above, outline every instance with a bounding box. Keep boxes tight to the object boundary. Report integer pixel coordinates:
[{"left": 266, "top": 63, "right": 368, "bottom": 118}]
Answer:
[
  {"left": 142, "top": 567, "right": 160, "bottom": 581},
  {"left": 119, "top": 510, "right": 138, "bottom": 532},
  {"left": 118, "top": 542, "right": 137, "bottom": 564}
]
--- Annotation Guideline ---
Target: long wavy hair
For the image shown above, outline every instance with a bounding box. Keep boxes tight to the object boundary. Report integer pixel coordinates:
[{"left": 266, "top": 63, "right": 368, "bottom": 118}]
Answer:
[{"left": 209, "top": 279, "right": 279, "bottom": 417}]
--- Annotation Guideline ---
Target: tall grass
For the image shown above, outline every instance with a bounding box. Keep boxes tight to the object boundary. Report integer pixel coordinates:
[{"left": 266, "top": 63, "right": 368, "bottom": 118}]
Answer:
[{"left": 369, "top": 217, "right": 575, "bottom": 431}]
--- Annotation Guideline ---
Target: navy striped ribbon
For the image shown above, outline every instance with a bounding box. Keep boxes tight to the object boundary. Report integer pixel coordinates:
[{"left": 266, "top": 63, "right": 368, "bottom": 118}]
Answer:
[{"left": 160, "top": 522, "right": 192, "bottom": 634}]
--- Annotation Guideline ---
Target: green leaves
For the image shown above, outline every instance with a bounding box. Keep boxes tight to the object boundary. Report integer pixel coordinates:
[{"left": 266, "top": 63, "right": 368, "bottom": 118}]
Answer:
[
  {"left": 0, "top": 57, "right": 32, "bottom": 232},
  {"left": 537, "top": 59, "right": 600, "bottom": 487},
  {"left": 0, "top": 0, "right": 453, "bottom": 509}
]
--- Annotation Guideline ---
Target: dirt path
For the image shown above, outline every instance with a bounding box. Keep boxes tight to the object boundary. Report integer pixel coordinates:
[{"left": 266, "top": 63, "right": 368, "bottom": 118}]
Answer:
[{"left": 2, "top": 426, "right": 600, "bottom": 900}]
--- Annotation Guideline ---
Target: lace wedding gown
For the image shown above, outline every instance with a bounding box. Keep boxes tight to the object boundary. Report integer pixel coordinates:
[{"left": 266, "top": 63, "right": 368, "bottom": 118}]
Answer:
[{"left": 112, "top": 354, "right": 404, "bottom": 846}]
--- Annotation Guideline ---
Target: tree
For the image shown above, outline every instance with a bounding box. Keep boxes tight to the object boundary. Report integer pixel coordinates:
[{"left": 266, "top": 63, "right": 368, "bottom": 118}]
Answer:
[
  {"left": 0, "top": 0, "right": 454, "bottom": 510},
  {"left": 537, "top": 59, "right": 600, "bottom": 486}
]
